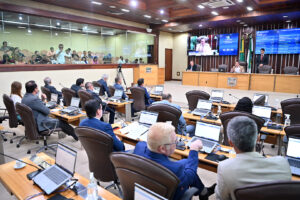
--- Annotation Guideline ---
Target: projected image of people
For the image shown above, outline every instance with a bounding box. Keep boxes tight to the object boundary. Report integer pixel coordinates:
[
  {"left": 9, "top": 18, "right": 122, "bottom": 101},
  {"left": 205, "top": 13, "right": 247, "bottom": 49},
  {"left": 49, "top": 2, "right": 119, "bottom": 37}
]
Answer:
[
  {"left": 196, "top": 36, "right": 212, "bottom": 55},
  {"left": 188, "top": 35, "right": 219, "bottom": 56}
]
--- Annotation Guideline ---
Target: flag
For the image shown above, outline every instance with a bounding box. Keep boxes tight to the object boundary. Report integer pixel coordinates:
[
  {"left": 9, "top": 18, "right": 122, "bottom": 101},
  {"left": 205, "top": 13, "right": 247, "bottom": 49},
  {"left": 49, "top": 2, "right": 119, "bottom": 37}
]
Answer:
[
  {"left": 239, "top": 37, "right": 245, "bottom": 61},
  {"left": 247, "top": 35, "right": 253, "bottom": 73}
]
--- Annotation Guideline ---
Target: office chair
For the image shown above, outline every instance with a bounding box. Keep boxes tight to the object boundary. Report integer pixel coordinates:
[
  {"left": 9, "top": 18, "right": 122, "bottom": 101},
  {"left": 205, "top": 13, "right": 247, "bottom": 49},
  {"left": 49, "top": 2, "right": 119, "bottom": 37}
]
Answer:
[
  {"left": 147, "top": 104, "right": 182, "bottom": 134},
  {"left": 75, "top": 127, "right": 122, "bottom": 196},
  {"left": 239, "top": 61, "right": 247, "bottom": 72},
  {"left": 41, "top": 86, "right": 51, "bottom": 101},
  {"left": 16, "top": 103, "right": 61, "bottom": 154},
  {"left": 109, "top": 86, "right": 115, "bottom": 97},
  {"left": 110, "top": 152, "right": 199, "bottom": 200},
  {"left": 78, "top": 90, "right": 93, "bottom": 111},
  {"left": 210, "top": 68, "right": 218, "bottom": 72},
  {"left": 282, "top": 125, "right": 300, "bottom": 156},
  {"left": 92, "top": 81, "right": 102, "bottom": 96},
  {"left": 195, "top": 64, "right": 202, "bottom": 71},
  {"left": 234, "top": 181, "right": 300, "bottom": 200},
  {"left": 0, "top": 116, "right": 15, "bottom": 141},
  {"left": 253, "top": 95, "right": 266, "bottom": 106},
  {"left": 218, "top": 64, "right": 228, "bottom": 72},
  {"left": 130, "top": 87, "right": 146, "bottom": 112},
  {"left": 284, "top": 66, "right": 298, "bottom": 75},
  {"left": 61, "top": 88, "right": 76, "bottom": 106},
  {"left": 186, "top": 90, "right": 210, "bottom": 111},
  {"left": 281, "top": 98, "right": 300, "bottom": 125},
  {"left": 258, "top": 65, "right": 272, "bottom": 74}
]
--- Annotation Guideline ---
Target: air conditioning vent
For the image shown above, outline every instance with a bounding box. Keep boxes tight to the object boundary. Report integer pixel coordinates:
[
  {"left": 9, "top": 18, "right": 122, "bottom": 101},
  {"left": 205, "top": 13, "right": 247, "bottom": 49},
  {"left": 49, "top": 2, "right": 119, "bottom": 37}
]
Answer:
[{"left": 202, "top": 0, "right": 235, "bottom": 9}]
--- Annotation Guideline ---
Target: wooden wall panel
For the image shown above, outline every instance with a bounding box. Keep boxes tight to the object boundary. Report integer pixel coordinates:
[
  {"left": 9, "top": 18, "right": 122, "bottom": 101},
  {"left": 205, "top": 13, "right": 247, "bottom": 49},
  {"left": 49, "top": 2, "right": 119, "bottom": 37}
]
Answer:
[
  {"left": 182, "top": 72, "right": 199, "bottom": 86},
  {"left": 139, "top": 65, "right": 158, "bottom": 86},
  {"left": 198, "top": 72, "right": 218, "bottom": 87},
  {"left": 158, "top": 68, "right": 165, "bottom": 85},
  {"left": 250, "top": 74, "right": 275, "bottom": 92},
  {"left": 217, "top": 73, "right": 250, "bottom": 90},
  {"left": 275, "top": 75, "right": 300, "bottom": 94}
]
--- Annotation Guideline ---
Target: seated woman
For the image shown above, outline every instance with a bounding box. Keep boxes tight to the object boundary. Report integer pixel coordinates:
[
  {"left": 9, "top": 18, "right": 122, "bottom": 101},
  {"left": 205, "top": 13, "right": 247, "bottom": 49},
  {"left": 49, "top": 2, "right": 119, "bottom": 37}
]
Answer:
[
  {"left": 10, "top": 81, "right": 23, "bottom": 120},
  {"left": 234, "top": 97, "right": 253, "bottom": 113},
  {"left": 230, "top": 60, "right": 245, "bottom": 73}
]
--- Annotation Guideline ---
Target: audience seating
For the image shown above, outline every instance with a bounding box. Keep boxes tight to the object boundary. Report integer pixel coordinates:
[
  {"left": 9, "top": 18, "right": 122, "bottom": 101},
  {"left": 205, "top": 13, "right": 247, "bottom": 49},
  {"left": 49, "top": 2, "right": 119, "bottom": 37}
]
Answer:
[
  {"left": 130, "top": 87, "right": 146, "bottom": 112},
  {"left": 41, "top": 86, "right": 51, "bottom": 101},
  {"left": 61, "top": 88, "right": 76, "bottom": 106},
  {"left": 258, "top": 65, "right": 272, "bottom": 74},
  {"left": 284, "top": 66, "right": 298, "bottom": 75},
  {"left": 147, "top": 104, "right": 182, "bottom": 134},
  {"left": 75, "top": 127, "right": 122, "bottom": 195},
  {"left": 234, "top": 181, "right": 300, "bottom": 200},
  {"left": 218, "top": 64, "right": 228, "bottom": 72},
  {"left": 78, "top": 90, "right": 93, "bottom": 111},
  {"left": 281, "top": 98, "right": 300, "bottom": 125},
  {"left": 110, "top": 152, "right": 198, "bottom": 200},
  {"left": 253, "top": 95, "right": 266, "bottom": 106},
  {"left": 186, "top": 90, "right": 210, "bottom": 111},
  {"left": 16, "top": 103, "right": 60, "bottom": 154}
]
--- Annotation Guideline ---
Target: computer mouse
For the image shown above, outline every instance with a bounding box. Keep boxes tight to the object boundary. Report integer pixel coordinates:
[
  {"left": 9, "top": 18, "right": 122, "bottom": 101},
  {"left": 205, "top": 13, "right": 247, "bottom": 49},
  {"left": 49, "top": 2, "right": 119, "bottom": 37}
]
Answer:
[{"left": 217, "top": 154, "right": 227, "bottom": 161}]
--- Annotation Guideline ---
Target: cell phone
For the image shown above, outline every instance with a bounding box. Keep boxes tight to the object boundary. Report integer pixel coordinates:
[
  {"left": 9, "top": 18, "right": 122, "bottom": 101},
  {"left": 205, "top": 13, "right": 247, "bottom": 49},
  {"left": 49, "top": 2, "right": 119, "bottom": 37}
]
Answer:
[{"left": 219, "top": 147, "right": 230, "bottom": 153}]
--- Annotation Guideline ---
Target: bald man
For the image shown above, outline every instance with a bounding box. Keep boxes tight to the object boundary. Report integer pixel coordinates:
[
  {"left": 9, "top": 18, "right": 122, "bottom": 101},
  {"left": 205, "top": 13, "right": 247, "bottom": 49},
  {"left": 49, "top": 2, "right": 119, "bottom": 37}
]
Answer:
[{"left": 133, "top": 123, "right": 215, "bottom": 200}]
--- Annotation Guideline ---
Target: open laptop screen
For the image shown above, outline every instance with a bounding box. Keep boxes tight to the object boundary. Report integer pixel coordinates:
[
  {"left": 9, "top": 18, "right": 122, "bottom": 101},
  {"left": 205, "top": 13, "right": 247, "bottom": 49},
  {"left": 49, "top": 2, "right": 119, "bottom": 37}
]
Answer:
[
  {"left": 55, "top": 143, "right": 77, "bottom": 174},
  {"left": 196, "top": 100, "right": 212, "bottom": 110},
  {"left": 114, "top": 89, "right": 123, "bottom": 97},
  {"left": 70, "top": 97, "right": 80, "bottom": 107},
  {"left": 51, "top": 93, "right": 58, "bottom": 102},
  {"left": 287, "top": 137, "right": 300, "bottom": 159},
  {"left": 211, "top": 90, "right": 223, "bottom": 98},
  {"left": 195, "top": 122, "right": 220, "bottom": 142},
  {"left": 155, "top": 86, "right": 164, "bottom": 92},
  {"left": 139, "top": 111, "right": 158, "bottom": 126},
  {"left": 253, "top": 93, "right": 269, "bottom": 104},
  {"left": 252, "top": 106, "right": 272, "bottom": 119}
]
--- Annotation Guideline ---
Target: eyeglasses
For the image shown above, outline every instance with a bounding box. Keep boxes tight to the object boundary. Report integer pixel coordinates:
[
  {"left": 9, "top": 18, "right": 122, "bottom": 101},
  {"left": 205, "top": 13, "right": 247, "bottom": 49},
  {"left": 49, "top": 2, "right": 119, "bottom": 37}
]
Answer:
[{"left": 164, "top": 137, "right": 179, "bottom": 146}]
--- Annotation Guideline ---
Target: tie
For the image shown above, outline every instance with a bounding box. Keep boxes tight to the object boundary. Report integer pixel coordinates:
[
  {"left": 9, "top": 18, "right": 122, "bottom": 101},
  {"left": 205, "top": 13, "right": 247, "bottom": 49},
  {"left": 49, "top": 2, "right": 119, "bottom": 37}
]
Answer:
[{"left": 261, "top": 55, "right": 263, "bottom": 60}]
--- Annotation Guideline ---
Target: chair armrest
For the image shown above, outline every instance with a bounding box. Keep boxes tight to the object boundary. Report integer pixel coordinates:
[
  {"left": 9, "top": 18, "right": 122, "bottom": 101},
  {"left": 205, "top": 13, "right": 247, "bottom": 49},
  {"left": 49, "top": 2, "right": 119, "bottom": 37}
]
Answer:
[
  {"left": 180, "top": 187, "right": 199, "bottom": 200},
  {"left": 283, "top": 135, "right": 288, "bottom": 143},
  {"left": 260, "top": 134, "right": 267, "bottom": 141}
]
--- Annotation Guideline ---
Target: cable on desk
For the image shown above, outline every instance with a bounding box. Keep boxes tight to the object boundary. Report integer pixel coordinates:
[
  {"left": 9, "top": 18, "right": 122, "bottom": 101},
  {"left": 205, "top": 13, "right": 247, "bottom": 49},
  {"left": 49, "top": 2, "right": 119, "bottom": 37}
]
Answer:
[{"left": 25, "top": 191, "right": 45, "bottom": 200}]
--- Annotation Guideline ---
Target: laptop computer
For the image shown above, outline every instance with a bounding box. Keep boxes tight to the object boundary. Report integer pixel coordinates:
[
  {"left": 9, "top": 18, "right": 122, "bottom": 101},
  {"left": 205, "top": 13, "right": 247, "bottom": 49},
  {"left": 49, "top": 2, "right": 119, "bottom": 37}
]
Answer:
[
  {"left": 192, "top": 99, "right": 212, "bottom": 116},
  {"left": 46, "top": 93, "right": 58, "bottom": 108},
  {"left": 33, "top": 143, "right": 77, "bottom": 195},
  {"left": 210, "top": 90, "right": 224, "bottom": 102},
  {"left": 61, "top": 97, "right": 80, "bottom": 114},
  {"left": 286, "top": 137, "right": 300, "bottom": 176},
  {"left": 252, "top": 105, "right": 272, "bottom": 126},
  {"left": 134, "top": 183, "right": 167, "bottom": 200},
  {"left": 253, "top": 93, "right": 269, "bottom": 106},
  {"left": 109, "top": 89, "right": 123, "bottom": 101},
  {"left": 151, "top": 85, "right": 164, "bottom": 96},
  {"left": 188, "top": 121, "right": 221, "bottom": 153}
]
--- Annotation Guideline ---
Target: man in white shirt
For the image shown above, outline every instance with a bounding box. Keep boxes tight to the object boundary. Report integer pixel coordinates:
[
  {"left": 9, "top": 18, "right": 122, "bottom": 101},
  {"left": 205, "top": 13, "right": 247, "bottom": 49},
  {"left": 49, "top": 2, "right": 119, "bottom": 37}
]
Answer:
[
  {"left": 215, "top": 116, "right": 292, "bottom": 200},
  {"left": 56, "top": 44, "right": 66, "bottom": 64},
  {"left": 118, "top": 56, "right": 125, "bottom": 64}
]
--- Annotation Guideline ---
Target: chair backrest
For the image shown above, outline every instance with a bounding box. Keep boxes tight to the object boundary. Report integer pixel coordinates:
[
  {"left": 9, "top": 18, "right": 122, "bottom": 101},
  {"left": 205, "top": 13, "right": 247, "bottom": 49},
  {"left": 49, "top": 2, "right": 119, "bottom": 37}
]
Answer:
[
  {"left": 41, "top": 86, "right": 51, "bottom": 101},
  {"left": 253, "top": 95, "right": 265, "bottom": 106},
  {"left": 284, "top": 66, "right": 298, "bottom": 75},
  {"left": 15, "top": 103, "right": 40, "bottom": 140},
  {"left": 92, "top": 81, "right": 102, "bottom": 95},
  {"left": 110, "top": 152, "right": 179, "bottom": 200},
  {"left": 195, "top": 64, "right": 202, "bottom": 71},
  {"left": 219, "top": 111, "right": 264, "bottom": 145},
  {"left": 210, "top": 68, "right": 218, "bottom": 72},
  {"left": 147, "top": 104, "right": 182, "bottom": 133},
  {"left": 218, "top": 64, "right": 228, "bottom": 72},
  {"left": 234, "top": 181, "right": 300, "bottom": 200},
  {"left": 185, "top": 90, "right": 210, "bottom": 111},
  {"left": 75, "top": 127, "right": 117, "bottom": 182},
  {"left": 130, "top": 87, "right": 146, "bottom": 112},
  {"left": 258, "top": 65, "right": 272, "bottom": 74},
  {"left": 284, "top": 125, "right": 300, "bottom": 140},
  {"left": 109, "top": 86, "right": 115, "bottom": 97},
  {"left": 2, "top": 94, "right": 19, "bottom": 128},
  {"left": 281, "top": 98, "right": 300, "bottom": 125},
  {"left": 78, "top": 90, "right": 93, "bottom": 111},
  {"left": 61, "top": 88, "right": 76, "bottom": 106},
  {"left": 239, "top": 61, "right": 247, "bottom": 72}
]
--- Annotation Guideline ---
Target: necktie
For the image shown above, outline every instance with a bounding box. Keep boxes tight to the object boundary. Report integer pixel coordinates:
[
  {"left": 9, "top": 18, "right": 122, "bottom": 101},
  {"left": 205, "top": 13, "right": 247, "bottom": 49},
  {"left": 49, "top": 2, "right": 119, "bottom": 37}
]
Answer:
[{"left": 261, "top": 55, "right": 263, "bottom": 60}]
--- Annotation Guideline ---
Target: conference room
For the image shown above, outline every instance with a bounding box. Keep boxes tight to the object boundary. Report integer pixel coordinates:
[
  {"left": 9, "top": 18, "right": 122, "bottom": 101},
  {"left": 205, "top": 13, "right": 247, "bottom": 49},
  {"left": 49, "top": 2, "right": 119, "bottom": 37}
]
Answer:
[{"left": 0, "top": 0, "right": 299, "bottom": 199}]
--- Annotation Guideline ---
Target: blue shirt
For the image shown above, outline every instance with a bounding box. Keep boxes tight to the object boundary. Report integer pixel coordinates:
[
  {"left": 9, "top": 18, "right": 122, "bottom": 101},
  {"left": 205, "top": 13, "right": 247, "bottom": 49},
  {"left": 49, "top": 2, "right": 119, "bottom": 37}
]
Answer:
[
  {"left": 98, "top": 79, "right": 111, "bottom": 97},
  {"left": 138, "top": 86, "right": 151, "bottom": 106},
  {"left": 56, "top": 50, "right": 66, "bottom": 64},
  {"left": 133, "top": 141, "right": 199, "bottom": 200},
  {"left": 113, "top": 83, "right": 127, "bottom": 99},
  {"left": 79, "top": 118, "right": 125, "bottom": 151}
]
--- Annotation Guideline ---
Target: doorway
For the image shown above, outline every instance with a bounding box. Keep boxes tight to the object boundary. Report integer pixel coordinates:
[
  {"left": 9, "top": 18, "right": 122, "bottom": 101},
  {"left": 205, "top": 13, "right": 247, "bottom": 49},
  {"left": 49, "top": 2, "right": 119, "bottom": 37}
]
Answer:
[{"left": 165, "top": 48, "right": 172, "bottom": 81}]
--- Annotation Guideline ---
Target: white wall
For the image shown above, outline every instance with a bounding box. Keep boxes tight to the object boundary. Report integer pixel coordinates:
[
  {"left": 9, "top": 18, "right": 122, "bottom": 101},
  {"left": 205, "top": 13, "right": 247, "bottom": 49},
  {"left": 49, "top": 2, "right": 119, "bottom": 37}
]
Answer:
[
  {"left": 158, "top": 32, "right": 173, "bottom": 68},
  {"left": 172, "top": 33, "right": 188, "bottom": 79}
]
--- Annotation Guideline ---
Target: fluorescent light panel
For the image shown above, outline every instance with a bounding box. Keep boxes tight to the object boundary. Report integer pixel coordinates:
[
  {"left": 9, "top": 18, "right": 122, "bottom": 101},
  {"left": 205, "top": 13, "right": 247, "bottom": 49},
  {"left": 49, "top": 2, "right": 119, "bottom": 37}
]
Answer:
[{"left": 91, "top": 1, "right": 102, "bottom": 5}]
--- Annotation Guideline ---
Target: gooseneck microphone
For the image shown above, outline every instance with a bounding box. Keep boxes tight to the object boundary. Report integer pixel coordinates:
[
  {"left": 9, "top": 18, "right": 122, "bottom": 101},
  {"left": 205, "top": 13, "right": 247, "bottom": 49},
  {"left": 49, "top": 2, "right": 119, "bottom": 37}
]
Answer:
[{"left": 229, "top": 93, "right": 239, "bottom": 100}]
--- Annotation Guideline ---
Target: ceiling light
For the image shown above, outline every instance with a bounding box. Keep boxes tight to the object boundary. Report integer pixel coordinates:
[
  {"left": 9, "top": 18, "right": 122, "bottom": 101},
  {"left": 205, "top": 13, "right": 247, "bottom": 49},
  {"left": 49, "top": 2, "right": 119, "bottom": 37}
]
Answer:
[
  {"left": 144, "top": 15, "right": 151, "bottom": 19},
  {"left": 18, "top": 16, "right": 22, "bottom": 20},
  {"left": 211, "top": 11, "right": 218, "bottom": 15},
  {"left": 42, "top": 29, "right": 49, "bottom": 32},
  {"left": 240, "top": 21, "right": 244, "bottom": 24},
  {"left": 198, "top": 5, "right": 205, "bottom": 9},
  {"left": 236, "top": 20, "right": 241, "bottom": 22},
  {"left": 160, "top": 9, "right": 164, "bottom": 14},
  {"left": 56, "top": 22, "right": 60, "bottom": 26},
  {"left": 223, "top": 7, "right": 229, "bottom": 9},
  {"left": 55, "top": 32, "right": 58, "bottom": 36},
  {"left": 244, "top": 24, "right": 248, "bottom": 26},
  {"left": 28, "top": 29, "right": 31, "bottom": 33},
  {"left": 286, "top": 20, "right": 291, "bottom": 23},
  {"left": 91, "top": 1, "right": 102, "bottom": 5},
  {"left": 199, "top": 24, "right": 203, "bottom": 27},
  {"left": 17, "top": 26, "right": 26, "bottom": 29},
  {"left": 130, "top": 0, "right": 137, "bottom": 7},
  {"left": 121, "top": 8, "right": 130, "bottom": 12},
  {"left": 247, "top": 7, "right": 253, "bottom": 11},
  {"left": 162, "top": 19, "right": 168, "bottom": 23},
  {"left": 83, "top": 26, "right": 88, "bottom": 29},
  {"left": 109, "top": 5, "right": 116, "bottom": 8},
  {"left": 283, "top": 15, "right": 288, "bottom": 18},
  {"left": 237, "top": 0, "right": 243, "bottom": 2}
]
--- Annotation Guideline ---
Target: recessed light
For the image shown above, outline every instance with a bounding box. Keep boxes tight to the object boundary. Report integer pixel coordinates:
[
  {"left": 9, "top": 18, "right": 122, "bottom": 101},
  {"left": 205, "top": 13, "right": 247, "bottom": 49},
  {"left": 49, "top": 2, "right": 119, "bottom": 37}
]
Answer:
[
  {"left": 240, "top": 21, "right": 244, "bottom": 24},
  {"left": 55, "top": 33, "right": 58, "bottom": 36},
  {"left": 199, "top": 24, "right": 203, "bottom": 27},
  {"left": 223, "top": 7, "right": 229, "bottom": 9},
  {"left": 18, "top": 16, "right": 22, "bottom": 20},
  {"left": 247, "top": 7, "right": 253, "bottom": 11},
  {"left": 83, "top": 26, "right": 88, "bottom": 29},
  {"left": 244, "top": 24, "right": 248, "bottom": 26},
  {"left": 91, "top": 1, "right": 102, "bottom": 5},
  {"left": 28, "top": 29, "right": 32, "bottom": 33},
  {"left": 211, "top": 11, "right": 218, "bottom": 15},
  {"left": 56, "top": 22, "right": 60, "bottom": 26},
  {"left": 130, "top": 0, "right": 137, "bottom": 7},
  {"left": 121, "top": 9, "right": 130, "bottom": 12},
  {"left": 144, "top": 15, "right": 151, "bottom": 19},
  {"left": 160, "top": 9, "right": 164, "bottom": 14},
  {"left": 42, "top": 29, "right": 49, "bottom": 32},
  {"left": 286, "top": 20, "right": 291, "bottom": 23},
  {"left": 237, "top": 0, "right": 243, "bottom": 2},
  {"left": 236, "top": 20, "right": 241, "bottom": 22},
  {"left": 198, "top": 5, "right": 205, "bottom": 9},
  {"left": 283, "top": 15, "right": 288, "bottom": 18},
  {"left": 109, "top": 5, "right": 116, "bottom": 8},
  {"left": 162, "top": 19, "right": 168, "bottom": 23},
  {"left": 17, "top": 26, "right": 26, "bottom": 29}
]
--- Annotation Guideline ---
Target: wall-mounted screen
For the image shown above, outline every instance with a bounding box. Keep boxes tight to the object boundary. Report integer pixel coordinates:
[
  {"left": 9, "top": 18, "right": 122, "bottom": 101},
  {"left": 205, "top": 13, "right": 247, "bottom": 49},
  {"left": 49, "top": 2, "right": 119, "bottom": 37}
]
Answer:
[
  {"left": 219, "top": 33, "right": 239, "bottom": 56},
  {"left": 255, "top": 30, "right": 279, "bottom": 54},
  {"left": 278, "top": 28, "right": 300, "bottom": 54},
  {"left": 188, "top": 35, "right": 219, "bottom": 56}
]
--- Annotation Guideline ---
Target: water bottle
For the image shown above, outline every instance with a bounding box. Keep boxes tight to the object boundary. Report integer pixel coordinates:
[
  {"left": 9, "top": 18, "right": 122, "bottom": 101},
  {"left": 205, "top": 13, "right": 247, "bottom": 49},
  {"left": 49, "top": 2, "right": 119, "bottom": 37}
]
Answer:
[
  {"left": 284, "top": 114, "right": 291, "bottom": 127},
  {"left": 86, "top": 172, "right": 98, "bottom": 200},
  {"left": 59, "top": 98, "right": 64, "bottom": 107},
  {"left": 217, "top": 105, "right": 222, "bottom": 117}
]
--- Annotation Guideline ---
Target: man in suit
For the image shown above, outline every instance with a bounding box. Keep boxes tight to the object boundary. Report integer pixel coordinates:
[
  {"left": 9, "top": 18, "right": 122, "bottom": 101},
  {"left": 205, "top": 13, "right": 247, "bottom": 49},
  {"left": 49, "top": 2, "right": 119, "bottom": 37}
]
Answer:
[
  {"left": 113, "top": 76, "right": 128, "bottom": 99},
  {"left": 44, "top": 77, "right": 62, "bottom": 101},
  {"left": 255, "top": 48, "right": 269, "bottom": 73},
  {"left": 22, "top": 80, "right": 78, "bottom": 141},
  {"left": 79, "top": 99, "right": 124, "bottom": 151},
  {"left": 215, "top": 116, "right": 291, "bottom": 200},
  {"left": 97, "top": 74, "right": 111, "bottom": 97},
  {"left": 153, "top": 93, "right": 195, "bottom": 136},
  {"left": 134, "top": 123, "right": 216, "bottom": 200},
  {"left": 186, "top": 60, "right": 198, "bottom": 71},
  {"left": 71, "top": 78, "right": 84, "bottom": 97},
  {"left": 85, "top": 82, "right": 115, "bottom": 124},
  {"left": 137, "top": 78, "right": 153, "bottom": 106}
]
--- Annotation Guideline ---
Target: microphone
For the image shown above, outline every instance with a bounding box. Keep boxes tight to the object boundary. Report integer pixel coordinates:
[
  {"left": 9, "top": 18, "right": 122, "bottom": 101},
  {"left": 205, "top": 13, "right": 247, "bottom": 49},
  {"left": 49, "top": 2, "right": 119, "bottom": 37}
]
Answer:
[
  {"left": 0, "top": 152, "right": 41, "bottom": 170},
  {"left": 229, "top": 93, "right": 239, "bottom": 100}
]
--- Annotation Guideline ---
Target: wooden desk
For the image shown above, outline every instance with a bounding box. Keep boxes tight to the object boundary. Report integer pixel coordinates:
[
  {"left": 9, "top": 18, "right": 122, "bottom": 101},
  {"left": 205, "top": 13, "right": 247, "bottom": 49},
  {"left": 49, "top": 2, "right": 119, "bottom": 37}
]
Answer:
[
  {"left": 107, "top": 100, "right": 133, "bottom": 122},
  {"left": 250, "top": 74, "right": 275, "bottom": 92},
  {"left": 0, "top": 153, "right": 121, "bottom": 200},
  {"left": 182, "top": 72, "right": 199, "bottom": 86},
  {"left": 275, "top": 74, "right": 300, "bottom": 94},
  {"left": 50, "top": 109, "right": 86, "bottom": 126},
  {"left": 198, "top": 72, "right": 218, "bottom": 87},
  {"left": 217, "top": 73, "right": 250, "bottom": 90},
  {"left": 126, "top": 92, "right": 162, "bottom": 102}
]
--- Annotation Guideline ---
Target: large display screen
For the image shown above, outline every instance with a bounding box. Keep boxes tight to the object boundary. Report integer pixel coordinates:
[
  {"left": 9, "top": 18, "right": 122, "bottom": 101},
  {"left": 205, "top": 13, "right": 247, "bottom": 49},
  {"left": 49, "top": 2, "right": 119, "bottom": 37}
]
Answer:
[
  {"left": 188, "top": 35, "right": 219, "bottom": 56},
  {"left": 219, "top": 33, "right": 239, "bottom": 56},
  {"left": 255, "top": 30, "right": 279, "bottom": 54}
]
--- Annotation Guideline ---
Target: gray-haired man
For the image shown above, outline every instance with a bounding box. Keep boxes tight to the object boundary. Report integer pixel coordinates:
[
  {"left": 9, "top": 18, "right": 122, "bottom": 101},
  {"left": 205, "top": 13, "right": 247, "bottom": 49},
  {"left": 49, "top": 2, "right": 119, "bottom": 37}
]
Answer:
[
  {"left": 44, "top": 77, "right": 62, "bottom": 101},
  {"left": 215, "top": 116, "right": 291, "bottom": 200},
  {"left": 97, "top": 74, "right": 111, "bottom": 97}
]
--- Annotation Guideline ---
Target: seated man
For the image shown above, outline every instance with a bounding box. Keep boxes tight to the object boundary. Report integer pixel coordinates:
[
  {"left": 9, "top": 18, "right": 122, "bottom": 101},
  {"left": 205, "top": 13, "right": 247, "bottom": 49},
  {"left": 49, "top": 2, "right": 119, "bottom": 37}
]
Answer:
[
  {"left": 97, "top": 74, "right": 111, "bottom": 97},
  {"left": 215, "top": 116, "right": 291, "bottom": 200},
  {"left": 80, "top": 99, "right": 124, "bottom": 151},
  {"left": 230, "top": 60, "right": 245, "bottom": 73},
  {"left": 134, "top": 123, "right": 215, "bottom": 200},
  {"left": 153, "top": 93, "right": 195, "bottom": 136},
  {"left": 71, "top": 78, "right": 84, "bottom": 97},
  {"left": 22, "top": 80, "right": 78, "bottom": 141},
  {"left": 113, "top": 76, "right": 128, "bottom": 99},
  {"left": 137, "top": 78, "right": 154, "bottom": 106},
  {"left": 44, "top": 77, "right": 62, "bottom": 101},
  {"left": 85, "top": 82, "right": 115, "bottom": 124}
]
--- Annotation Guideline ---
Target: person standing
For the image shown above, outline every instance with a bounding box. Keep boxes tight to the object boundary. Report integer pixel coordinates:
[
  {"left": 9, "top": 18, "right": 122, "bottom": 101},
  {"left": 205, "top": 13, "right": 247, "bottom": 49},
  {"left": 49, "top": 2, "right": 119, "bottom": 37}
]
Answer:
[{"left": 255, "top": 48, "right": 269, "bottom": 73}]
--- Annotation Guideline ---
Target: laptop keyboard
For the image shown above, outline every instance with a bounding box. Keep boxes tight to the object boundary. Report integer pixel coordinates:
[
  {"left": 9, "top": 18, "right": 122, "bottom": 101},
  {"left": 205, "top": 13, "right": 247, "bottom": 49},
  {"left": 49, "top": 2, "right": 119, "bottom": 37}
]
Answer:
[
  {"left": 193, "top": 109, "right": 208, "bottom": 115},
  {"left": 44, "top": 166, "right": 68, "bottom": 185},
  {"left": 288, "top": 159, "right": 300, "bottom": 168},
  {"left": 202, "top": 139, "right": 215, "bottom": 148}
]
